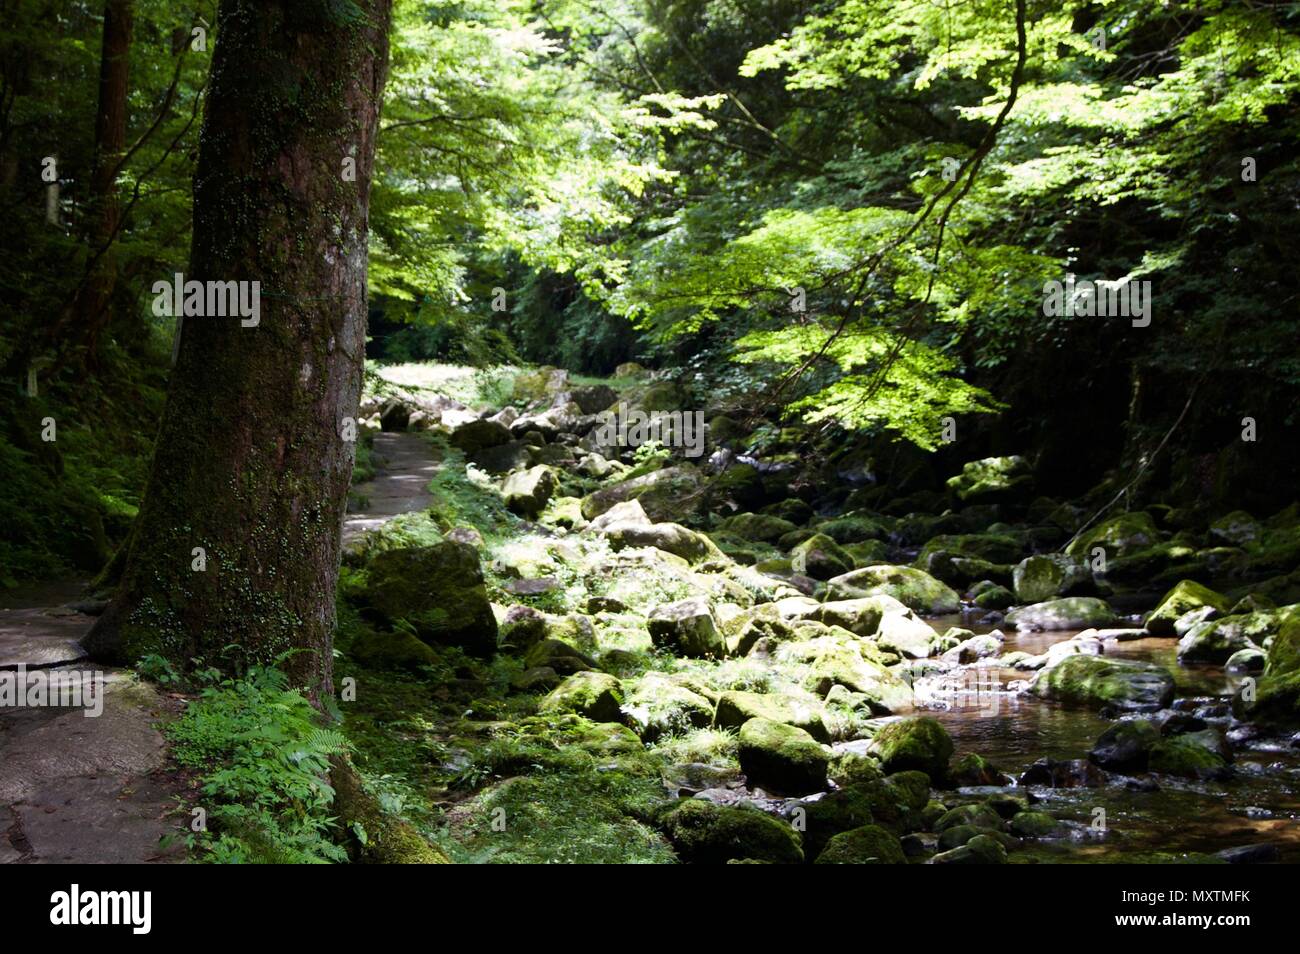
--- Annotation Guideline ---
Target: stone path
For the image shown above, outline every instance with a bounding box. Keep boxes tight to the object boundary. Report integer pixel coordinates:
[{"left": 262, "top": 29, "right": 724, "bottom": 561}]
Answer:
[
  {"left": 1, "top": 431, "right": 440, "bottom": 863},
  {"left": 0, "top": 581, "right": 91, "bottom": 669},
  {"left": 343, "top": 431, "right": 438, "bottom": 541},
  {"left": 1, "top": 581, "right": 186, "bottom": 863}
]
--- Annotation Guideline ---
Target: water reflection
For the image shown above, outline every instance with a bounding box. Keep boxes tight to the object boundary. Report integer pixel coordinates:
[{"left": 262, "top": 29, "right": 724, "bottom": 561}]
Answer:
[{"left": 914, "top": 613, "right": 1300, "bottom": 861}]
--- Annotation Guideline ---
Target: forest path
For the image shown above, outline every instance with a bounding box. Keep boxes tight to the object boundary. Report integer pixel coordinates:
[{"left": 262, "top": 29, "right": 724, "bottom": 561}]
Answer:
[
  {"left": 343, "top": 431, "right": 438, "bottom": 542},
  {"left": 1, "top": 586, "right": 186, "bottom": 864},
  {"left": 0, "top": 431, "right": 441, "bottom": 864}
]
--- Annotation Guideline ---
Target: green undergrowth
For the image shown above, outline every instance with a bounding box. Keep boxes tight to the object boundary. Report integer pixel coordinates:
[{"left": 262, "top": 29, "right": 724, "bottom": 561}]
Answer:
[
  {"left": 0, "top": 347, "right": 166, "bottom": 584},
  {"left": 164, "top": 662, "right": 350, "bottom": 864},
  {"left": 336, "top": 638, "right": 679, "bottom": 863}
]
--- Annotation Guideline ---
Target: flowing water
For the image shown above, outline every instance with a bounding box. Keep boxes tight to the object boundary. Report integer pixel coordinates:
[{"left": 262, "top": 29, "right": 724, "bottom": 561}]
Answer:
[{"left": 917, "top": 612, "right": 1300, "bottom": 862}]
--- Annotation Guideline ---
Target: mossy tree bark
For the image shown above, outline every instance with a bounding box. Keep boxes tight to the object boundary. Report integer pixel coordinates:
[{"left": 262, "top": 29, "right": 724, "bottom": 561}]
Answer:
[{"left": 84, "top": 0, "right": 394, "bottom": 701}]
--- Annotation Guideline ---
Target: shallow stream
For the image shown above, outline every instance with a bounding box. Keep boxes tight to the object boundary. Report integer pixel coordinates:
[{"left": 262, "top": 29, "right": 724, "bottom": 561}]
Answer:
[{"left": 920, "top": 611, "right": 1300, "bottom": 862}]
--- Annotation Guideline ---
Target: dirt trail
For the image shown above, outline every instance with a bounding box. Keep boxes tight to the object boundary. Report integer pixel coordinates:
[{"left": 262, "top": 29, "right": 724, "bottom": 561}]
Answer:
[
  {"left": 1, "top": 432, "right": 439, "bottom": 863},
  {"left": 344, "top": 431, "right": 438, "bottom": 541}
]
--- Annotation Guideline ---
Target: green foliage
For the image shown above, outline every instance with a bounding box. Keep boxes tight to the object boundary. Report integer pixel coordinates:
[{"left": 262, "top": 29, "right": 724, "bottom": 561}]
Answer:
[{"left": 166, "top": 664, "right": 351, "bottom": 864}]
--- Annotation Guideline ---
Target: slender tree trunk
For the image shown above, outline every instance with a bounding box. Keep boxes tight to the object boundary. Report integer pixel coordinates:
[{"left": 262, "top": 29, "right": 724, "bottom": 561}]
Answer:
[
  {"left": 77, "top": 0, "right": 131, "bottom": 362},
  {"left": 84, "top": 0, "right": 394, "bottom": 701}
]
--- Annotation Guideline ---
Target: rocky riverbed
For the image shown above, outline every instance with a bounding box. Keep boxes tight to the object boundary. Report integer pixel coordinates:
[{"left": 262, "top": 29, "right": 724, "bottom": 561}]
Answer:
[{"left": 330, "top": 367, "right": 1300, "bottom": 862}]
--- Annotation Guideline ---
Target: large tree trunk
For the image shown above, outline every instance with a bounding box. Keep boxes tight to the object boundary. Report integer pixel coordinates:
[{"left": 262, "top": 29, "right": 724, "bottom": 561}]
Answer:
[{"left": 84, "top": 0, "right": 394, "bottom": 701}]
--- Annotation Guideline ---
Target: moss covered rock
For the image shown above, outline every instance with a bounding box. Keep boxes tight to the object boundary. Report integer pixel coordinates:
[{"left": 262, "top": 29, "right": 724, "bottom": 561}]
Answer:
[
  {"left": 1146, "top": 580, "right": 1230, "bottom": 636},
  {"left": 791, "top": 533, "right": 854, "bottom": 580},
  {"left": 365, "top": 542, "right": 499, "bottom": 655},
  {"left": 580, "top": 466, "right": 704, "bottom": 522},
  {"left": 816, "top": 514, "right": 888, "bottom": 544},
  {"left": 1243, "top": 607, "right": 1300, "bottom": 722},
  {"left": 348, "top": 626, "right": 440, "bottom": 671},
  {"left": 623, "top": 674, "right": 714, "bottom": 742},
  {"left": 1006, "top": 810, "right": 1062, "bottom": 839},
  {"left": 804, "top": 651, "right": 913, "bottom": 713},
  {"left": 1012, "top": 553, "right": 1091, "bottom": 604},
  {"left": 814, "top": 825, "right": 907, "bottom": 864},
  {"left": 538, "top": 671, "right": 625, "bottom": 723},
  {"left": 826, "top": 564, "right": 960, "bottom": 615},
  {"left": 1006, "top": 597, "right": 1116, "bottom": 631},
  {"left": 972, "top": 582, "right": 1015, "bottom": 610},
  {"left": 713, "top": 690, "right": 830, "bottom": 742},
  {"left": 934, "top": 802, "right": 1003, "bottom": 832},
  {"left": 449, "top": 417, "right": 513, "bottom": 454},
  {"left": 945, "top": 456, "right": 1032, "bottom": 503},
  {"left": 603, "top": 521, "right": 722, "bottom": 564},
  {"left": 502, "top": 465, "right": 557, "bottom": 519},
  {"left": 658, "top": 799, "right": 803, "bottom": 864},
  {"left": 867, "top": 717, "right": 953, "bottom": 782},
  {"left": 738, "top": 718, "right": 830, "bottom": 794},
  {"left": 1088, "top": 718, "right": 1160, "bottom": 772},
  {"left": 1030, "top": 654, "right": 1174, "bottom": 711},
  {"left": 647, "top": 597, "right": 726, "bottom": 658},
  {"left": 1148, "top": 731, "right": 1233, "bottom": 780},
  {"left": 720, "top": 512, "right": 799, "bottom": 544},
  {"left": 948, "top": 752, "right": 1007, "bottom": 786},
  {"left": 873, "top": 606, "right": 940, "bottom": 659},
  {"left": 1210, "top": 510, "right": 1262, "bottom": 547},
  {"left": 1177, "top": 611, "right": 1277, "bottom": 664},
  {"left": 1066, "top": 512, "right": 1161, "bottom": 560},
  {"left": 931, "top": 833, "right": 1008, "bottom": 864}
]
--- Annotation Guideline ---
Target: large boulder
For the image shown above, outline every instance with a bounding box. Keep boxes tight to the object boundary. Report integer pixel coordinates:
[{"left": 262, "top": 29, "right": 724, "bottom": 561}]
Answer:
[
  {"left": 1146, "top": 580, "right": 1230, "bottom": 636},
  {"left": 537, "top": 671, "right": 625, "bottom": 723},
  {"left": 945, "top": 455, "right": 1032, "bottom": 503},
  {"left": 1066, "top": 512, "right": 1161, "bottom": 560},
  {"left": 1029, "top": 654, "right": 1174, "bottom": 711},
  {"left": 647, "top": 598, "right": 726, "bottom": 657},
  {"left": 815, "top": 825, "right": 907, "bottom": 864},
  {"left": 802, "top": 598, "right": 889, "bottom": 637},
  {"left": 557, "top": 384, "right": 618, "bottom": 415},
  {"left": 1177, "top": 611, "right": 1277, "bottom": 664},
  {"left": 623, "top": 673, "right": 714, "bottom": 742},
  {"left": 791, "top": 533, "right": 854, "bottom": 580},
  {"left": 348, "top": 627, "right": 439, "bottom": 671},
  {"left": 1148, "top": 729, "right": 1233, "bottom": 780},
  {"left": 365, "top": 542, "right": 498, "bottom": 655},
  {"left": 1012, "top": 553, "right": 1092, "bottom": 604},
  {"left": 449, "top": 417, "right": 513, "bottom": 454},
  {"left": 585, "top": 498, "right": 651, "bottom": 533},
  {"left": 657, "top": 799, "right": 803, "bottom": 864},
  {"left": 738, "top": 718, "right": 830, "bottom": 794},
  {"left": 1006, "top": 597, "right": 1116, "bottom": 631},
  {"left": 866, "top": 717, "right": 954, "bottom": 782},
  {"left": 874, "top": 606, "right": 940, "bottom": 659},
  {"left": 510, "top": 400, "right": 588, "bottom": 441},
  {"left": 580, "top": 466, "right": 704, "bottom": 522},
  {"left": 1088, "top": 719, "right": 1160, "bottom": 772},
  {"left": 1242, "top": 606, "right": 1300, "bottom": 722},
  {"left": 713, "top": 690, "right": 830, "bottom": 742},
  {"left": 826, "top": 565, "right": 960, "bottom": 615},
  {"left": 469, "top": 440, "right": 531, "bottom": 474},
  {"left": 805, "top": 652, "right": 914, "bottom": 713},
  {"left": 501, "top": 465, "right": 557, "bottom": 518},
  {"left": 603, "top": 521, "right": 722, "bottom": 564},
  {"left": 720, "top": 512, "right": 799, "bottom": 545}
]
